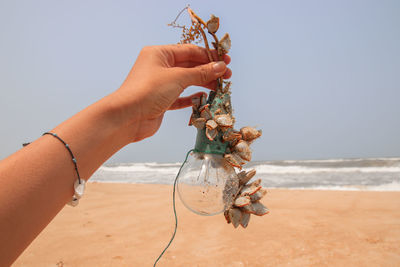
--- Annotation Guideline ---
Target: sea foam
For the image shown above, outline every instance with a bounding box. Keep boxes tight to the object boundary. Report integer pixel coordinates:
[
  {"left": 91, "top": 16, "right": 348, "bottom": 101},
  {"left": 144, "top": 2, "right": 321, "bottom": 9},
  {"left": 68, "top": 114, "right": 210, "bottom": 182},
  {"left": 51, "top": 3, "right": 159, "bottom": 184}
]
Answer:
[{"left": 91, "top": 158, "right": 400, "bottom": 191}]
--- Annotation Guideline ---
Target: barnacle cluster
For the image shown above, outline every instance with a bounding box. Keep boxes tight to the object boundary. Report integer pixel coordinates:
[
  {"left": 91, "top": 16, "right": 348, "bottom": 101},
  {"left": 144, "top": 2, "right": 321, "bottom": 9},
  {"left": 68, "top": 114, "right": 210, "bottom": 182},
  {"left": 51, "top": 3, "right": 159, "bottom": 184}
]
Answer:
[{"left": 171, "top": 7, "right": 268, "bottom": 228}]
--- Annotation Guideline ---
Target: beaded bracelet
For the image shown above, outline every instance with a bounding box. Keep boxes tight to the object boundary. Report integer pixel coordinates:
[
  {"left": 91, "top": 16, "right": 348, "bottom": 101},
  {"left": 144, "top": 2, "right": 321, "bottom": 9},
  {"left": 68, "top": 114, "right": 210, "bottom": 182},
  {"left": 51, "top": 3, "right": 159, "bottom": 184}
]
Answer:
[{"left": 43, "top": 132, "right": 86, "bottom": 207}]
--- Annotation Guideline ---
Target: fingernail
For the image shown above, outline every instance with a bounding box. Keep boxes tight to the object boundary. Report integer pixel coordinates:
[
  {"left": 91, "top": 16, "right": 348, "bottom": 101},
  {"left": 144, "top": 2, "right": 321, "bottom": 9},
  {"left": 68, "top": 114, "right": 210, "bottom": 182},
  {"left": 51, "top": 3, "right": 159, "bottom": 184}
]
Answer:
[{"left": 213, "top": 61, "right": 226, "bottom": 73}]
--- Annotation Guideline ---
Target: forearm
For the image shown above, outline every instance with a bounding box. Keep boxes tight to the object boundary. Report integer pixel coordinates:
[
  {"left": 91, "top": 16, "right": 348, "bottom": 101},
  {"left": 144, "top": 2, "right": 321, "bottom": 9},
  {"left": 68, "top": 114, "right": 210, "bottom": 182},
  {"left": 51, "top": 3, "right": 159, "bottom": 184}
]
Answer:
[
  {"left": 0, "top": 44, "right": 230, "bottom": 266},
  {"left": 0, "top": 93, "right": 131, "bottom": 265}
]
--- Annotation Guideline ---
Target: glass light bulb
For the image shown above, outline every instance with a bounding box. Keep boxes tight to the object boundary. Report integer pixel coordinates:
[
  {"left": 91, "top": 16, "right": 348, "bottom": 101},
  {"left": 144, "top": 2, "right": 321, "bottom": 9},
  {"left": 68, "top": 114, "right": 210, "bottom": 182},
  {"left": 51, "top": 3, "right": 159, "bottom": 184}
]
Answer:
[{"left": 177, "top": 151, "right": 239, "bottom": 216}]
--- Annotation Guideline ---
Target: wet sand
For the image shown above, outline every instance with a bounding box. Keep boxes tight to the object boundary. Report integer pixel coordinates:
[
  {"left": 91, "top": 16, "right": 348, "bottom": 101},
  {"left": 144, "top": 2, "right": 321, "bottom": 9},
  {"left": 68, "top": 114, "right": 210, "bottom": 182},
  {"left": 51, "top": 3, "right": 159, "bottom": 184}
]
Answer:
[{"left": 14, "top": 183, "right": 400, "bottom": 266}]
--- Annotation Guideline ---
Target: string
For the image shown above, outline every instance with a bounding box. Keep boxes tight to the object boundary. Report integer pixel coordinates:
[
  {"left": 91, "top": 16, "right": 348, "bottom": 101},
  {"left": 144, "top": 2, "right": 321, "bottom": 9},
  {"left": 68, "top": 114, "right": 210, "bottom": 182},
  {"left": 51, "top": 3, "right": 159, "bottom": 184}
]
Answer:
[{"left": 153, "top": 149, "right": 194, "bottom": 267}]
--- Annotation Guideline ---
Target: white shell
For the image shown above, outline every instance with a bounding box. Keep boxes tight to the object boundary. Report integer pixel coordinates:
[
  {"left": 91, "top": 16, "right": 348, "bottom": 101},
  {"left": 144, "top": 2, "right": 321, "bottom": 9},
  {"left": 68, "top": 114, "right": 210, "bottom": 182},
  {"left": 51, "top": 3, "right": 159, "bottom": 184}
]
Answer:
[
  {"left": 192, "top": 118, "right": 206, "bottom": 129},
  {"left": 74, "top": 179, "right": 86, "bottom": 199},
  {"left": 200, "top": 106, "right": 212, "bottom": 120},
  {"left": 191, "top": 96, "right": 201, "bottom": 108},
  {"left": 239, "top": 169, "right": 256, "bottom": 185},
  {"left": 68, "top": 197, "right": 79, "bottom": 207},
  {"left": 250, "top": 188, "right": 267, "bottom": 202},
  {"left": 251, "top": 202, "right": 269, "bottom": 216},
  {"left": 214, "top": 114, "right": 233, "bottom": 127},
  {"left": 234, "top": 196, "right": 251, "bottom": 207},
  {"left": 206, "top": 15, "right": 219, "bottom": 33},
  {"left": 240, "top": 127, "right": 262, "bottom": 141},
  {"left": 206, "top": 119, "right": 218, "bottom": 130},
  {"left": 234, "top": 140, "right": 252, "bottom": 161},
  {"left": 228, "top": 208, "right": 242, "bottom": 228},
  {"left": 200, "top": 94, "right": 207, "bottom": 106},
  {"left": 240, "top": 212, "right": 250, "bottom": 228},
  {"left": 206, "top": 128, "right": 218, "bottom": 141},
  {"left": 219, "top": 33, "right": 231, "bottom": 53}
]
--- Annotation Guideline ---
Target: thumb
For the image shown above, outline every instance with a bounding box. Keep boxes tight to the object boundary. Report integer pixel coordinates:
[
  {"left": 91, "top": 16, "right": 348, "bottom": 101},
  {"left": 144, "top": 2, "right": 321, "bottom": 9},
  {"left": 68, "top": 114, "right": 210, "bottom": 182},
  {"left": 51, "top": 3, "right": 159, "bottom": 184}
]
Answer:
[{"left": 176, "top": 61, "right": 227, "bottom": 88}]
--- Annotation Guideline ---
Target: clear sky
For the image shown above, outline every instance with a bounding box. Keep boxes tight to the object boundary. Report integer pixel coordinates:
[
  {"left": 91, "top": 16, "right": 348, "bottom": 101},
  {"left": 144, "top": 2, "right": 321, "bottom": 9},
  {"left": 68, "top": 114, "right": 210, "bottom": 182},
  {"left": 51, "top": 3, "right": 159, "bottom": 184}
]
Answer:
[{"left": 1, "top": 0, "right": 399, "bottom": 163}]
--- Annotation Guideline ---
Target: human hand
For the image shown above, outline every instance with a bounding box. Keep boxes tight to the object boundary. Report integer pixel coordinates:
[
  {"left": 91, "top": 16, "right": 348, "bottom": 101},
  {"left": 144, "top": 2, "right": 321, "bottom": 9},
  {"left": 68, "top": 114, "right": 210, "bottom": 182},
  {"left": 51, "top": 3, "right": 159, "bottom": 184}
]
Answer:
[{"left": 112, "top": 44, "right": 231, "bottom": 142}]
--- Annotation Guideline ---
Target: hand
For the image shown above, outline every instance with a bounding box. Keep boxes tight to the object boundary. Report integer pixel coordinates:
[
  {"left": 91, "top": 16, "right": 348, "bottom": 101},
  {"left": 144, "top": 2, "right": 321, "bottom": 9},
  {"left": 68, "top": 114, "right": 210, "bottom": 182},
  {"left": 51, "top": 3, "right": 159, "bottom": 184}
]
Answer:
[
  {"left": 113, "top": 44, "right": 232, "bottom": 142},
  {"left": 0, "top": 44, "right": 233, "bottom": 265}
]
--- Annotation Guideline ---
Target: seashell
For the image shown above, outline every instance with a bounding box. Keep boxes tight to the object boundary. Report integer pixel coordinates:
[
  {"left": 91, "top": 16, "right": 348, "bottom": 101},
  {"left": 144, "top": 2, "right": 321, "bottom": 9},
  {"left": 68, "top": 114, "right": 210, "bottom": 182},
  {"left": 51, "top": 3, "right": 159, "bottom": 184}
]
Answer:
[
  {"left": 234, "top": 196, "right": 251, "bottom": 207},
  {"left": 251, "top": 202, "right": 269, "bottom": 216},
  {"left": 224, "top": 210, "right": 231, "bottom": 224},
  {"left": 239, "top": 169, "right": 256, "bottom": 186},
  {"left": 206, "top": 128, "right": 218, "bottom": 141},
  {"left": 192, "top": 118, "right": 206, "bottom": 129},
  {"left": 234, "top": 140, "right": 252, "bottom": 161},
  {"left": 200, "top": 93, "right": 207, "bottom": 106},
  {"left": 237, "top": 171, "right": 246, "bottom": 184},
  {"left": 206, "top": 14, "right": 219, "bottom": 34},
  {"left": 188, "top": 106, "right": 199, "bottom": 126},
  {"left": 188, "top": 114, "right": 194, "bottom": 126},
  {"left": 219, "top": 126, "right": 231, "bottom": 133},
  {"left": 214, "top": 114, "right": 233, "bottom": 127},
  {"left": 223, "top": 131, "right": 242, "bottom": 142},
  {"left": 232, "top": 152, "right": 246, "bottom": 166},
  {"left": 250, "top": 188, "right": 267, "bottom": 202},
  {"left": 224, "top": 154, "right": 242, "bottom": 169},
  {"left": 240, "top": 203, "right": 254, "bottom": 214},
  {"left": 206, "top": 119, "right": 218, "bottom": 130},
  {"left": 191, "top": 96, "right": 201, "bottom": 108},
  {"left": 228, "top": 208, "right": 242, "bottom": 228},
  {"left": 200, "top": 106, "right": 212, "bottom": 120},
  {"left": 240, "top": 127, "right": 262, "bottom": 141},
  {"left": 249, "top": 178, "right": 262, "bottom": 187},
  {"left": 68, "top": 197, "right": 79, "bottom": 207},
  {"left": 230, "top": 139, "right": 240, "bottom": 148},
  {"left": 222, "top": 82, "right": 231, "bottom": 93},
  {"left": 219, "top": 33, "right": 231, "bottom": 53},
  {"left": 240, "top": 212, "right": 250, "bottom": 228},
  {"left": 192, "top": 105, "right": 198, "bottom": 114},
  {"left": 240, "top": 179, "right": 262, "bottom": 196},
  {"left": 74, "top": 179, "right": 86, "bottom": 199},
  {"left": 199, "top": 103, "right": 209, "bottom": 112}
]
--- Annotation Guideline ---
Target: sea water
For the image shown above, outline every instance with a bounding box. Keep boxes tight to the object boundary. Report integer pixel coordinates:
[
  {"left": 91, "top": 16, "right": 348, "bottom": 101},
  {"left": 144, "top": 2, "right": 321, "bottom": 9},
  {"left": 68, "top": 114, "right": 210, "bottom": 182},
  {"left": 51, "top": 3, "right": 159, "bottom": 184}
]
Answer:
[{"left": 91, "top": 157, "right": 400, "bottom": 191}]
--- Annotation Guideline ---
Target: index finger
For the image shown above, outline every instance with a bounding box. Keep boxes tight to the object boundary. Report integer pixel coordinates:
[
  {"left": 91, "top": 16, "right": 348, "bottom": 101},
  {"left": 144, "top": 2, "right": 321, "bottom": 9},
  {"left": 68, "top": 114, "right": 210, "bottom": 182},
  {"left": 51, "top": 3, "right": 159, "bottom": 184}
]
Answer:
[{"left": 162, "top": 44, "right": 230, "bottom": 65}]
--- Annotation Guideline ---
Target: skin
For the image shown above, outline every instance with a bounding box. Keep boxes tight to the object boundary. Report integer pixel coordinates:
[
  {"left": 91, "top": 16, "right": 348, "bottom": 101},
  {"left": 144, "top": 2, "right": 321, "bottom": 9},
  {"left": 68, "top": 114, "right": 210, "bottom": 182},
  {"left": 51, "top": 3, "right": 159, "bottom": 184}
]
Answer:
[{"left": 0, "top": 44, "right": 231, "bottom": 266}]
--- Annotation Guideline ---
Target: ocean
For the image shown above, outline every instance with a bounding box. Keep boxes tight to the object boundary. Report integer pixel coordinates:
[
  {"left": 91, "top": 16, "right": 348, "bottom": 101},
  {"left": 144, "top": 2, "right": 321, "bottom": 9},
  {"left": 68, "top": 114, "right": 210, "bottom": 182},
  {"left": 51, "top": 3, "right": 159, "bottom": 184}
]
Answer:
[{"left": 91, "top": 157, "right": 400, "bottom": 191}]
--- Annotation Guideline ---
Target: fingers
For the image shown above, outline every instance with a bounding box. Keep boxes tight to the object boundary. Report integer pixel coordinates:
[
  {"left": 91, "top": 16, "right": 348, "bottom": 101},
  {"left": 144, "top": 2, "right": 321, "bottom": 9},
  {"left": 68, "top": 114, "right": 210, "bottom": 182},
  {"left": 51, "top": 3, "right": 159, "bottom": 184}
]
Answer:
[
  {"left": 223, "top": 68, "right": 232, "bottom": 79},
  {"left": 200, "top": 68, "right": 232, "bottom": 90},
  {"left": 224, "top": 54, "right": 231, "bottom": 64},
  {"left": 165, "top": 44, "right": 231, "bottom": 65},
  {"left": 176, "top": 61, "right": 228, "bottom": 88},
  {"left": 169, "top": 92, "right": 206, "bottom": 110},
  {"left": 178, "top": 61, "right": 232, "bottom": 90},
  {"left": 175, "top": 54, "right": 231, "bottom": 68}
]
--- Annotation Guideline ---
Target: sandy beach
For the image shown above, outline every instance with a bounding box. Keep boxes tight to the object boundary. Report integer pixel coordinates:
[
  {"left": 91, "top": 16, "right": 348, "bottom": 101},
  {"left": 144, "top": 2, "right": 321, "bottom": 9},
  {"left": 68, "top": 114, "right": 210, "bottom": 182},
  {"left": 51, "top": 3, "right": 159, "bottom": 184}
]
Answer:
[{"left": 14, "top": 183, "right": 400, "bottom": 266}]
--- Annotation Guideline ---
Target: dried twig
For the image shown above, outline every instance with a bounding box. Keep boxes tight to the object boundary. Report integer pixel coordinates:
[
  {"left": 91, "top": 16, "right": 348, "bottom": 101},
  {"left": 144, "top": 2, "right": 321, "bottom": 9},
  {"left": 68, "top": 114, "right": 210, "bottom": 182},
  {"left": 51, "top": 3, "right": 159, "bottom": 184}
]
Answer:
[
  {"left": 167, "top": 6, "right": 189, "bottom": 28},
  {"left": 187, "top": 8, "right": 213, "bottom": 62},
  {"left": 169, "top": 8, "right": 228, "bottom": 91}
]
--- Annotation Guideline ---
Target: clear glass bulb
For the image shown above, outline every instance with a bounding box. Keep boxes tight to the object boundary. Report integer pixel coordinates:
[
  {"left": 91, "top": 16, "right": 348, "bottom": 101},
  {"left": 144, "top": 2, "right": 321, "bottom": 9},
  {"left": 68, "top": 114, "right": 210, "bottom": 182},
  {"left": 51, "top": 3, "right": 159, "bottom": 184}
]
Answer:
[{"left": 177, "top": 151, "right": 239, "bottom": 216}]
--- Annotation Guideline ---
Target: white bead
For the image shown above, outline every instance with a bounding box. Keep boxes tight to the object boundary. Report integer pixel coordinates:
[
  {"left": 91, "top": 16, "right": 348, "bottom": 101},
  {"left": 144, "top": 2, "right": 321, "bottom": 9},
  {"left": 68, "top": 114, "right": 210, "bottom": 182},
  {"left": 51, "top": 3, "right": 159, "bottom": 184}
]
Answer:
[
  {"left": 68, "top": 197, "right": 79, "bottom": 207},
  {"left": 74, "top": 179, "right": 86, "bottom": 199}
]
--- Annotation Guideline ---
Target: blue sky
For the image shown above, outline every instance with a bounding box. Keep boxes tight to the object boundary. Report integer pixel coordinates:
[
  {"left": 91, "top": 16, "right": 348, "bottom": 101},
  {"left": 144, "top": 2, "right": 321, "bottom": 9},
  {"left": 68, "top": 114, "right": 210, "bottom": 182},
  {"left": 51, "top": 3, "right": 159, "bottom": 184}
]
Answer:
[{"left": 1, "top": 0, "right": 399, "bottom": 162}]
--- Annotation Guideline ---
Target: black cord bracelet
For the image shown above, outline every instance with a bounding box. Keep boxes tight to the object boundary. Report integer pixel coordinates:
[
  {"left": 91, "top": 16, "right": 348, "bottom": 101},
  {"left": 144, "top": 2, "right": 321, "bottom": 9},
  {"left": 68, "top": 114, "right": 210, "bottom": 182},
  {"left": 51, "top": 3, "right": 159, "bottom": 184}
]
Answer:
[
  {"left": 42, "top": 132, "right": 86, "bottom": 207},
  {"left": 43, "top": 132, "right": 82, "bottom": 184}
]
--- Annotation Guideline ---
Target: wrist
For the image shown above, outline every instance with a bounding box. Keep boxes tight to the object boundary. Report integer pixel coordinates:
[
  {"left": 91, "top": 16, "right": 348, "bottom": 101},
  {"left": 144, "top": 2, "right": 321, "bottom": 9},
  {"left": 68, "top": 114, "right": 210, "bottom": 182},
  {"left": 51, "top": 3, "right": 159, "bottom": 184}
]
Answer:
[{"left": 99, "top": 91, "right": 143, "bottom": 144}]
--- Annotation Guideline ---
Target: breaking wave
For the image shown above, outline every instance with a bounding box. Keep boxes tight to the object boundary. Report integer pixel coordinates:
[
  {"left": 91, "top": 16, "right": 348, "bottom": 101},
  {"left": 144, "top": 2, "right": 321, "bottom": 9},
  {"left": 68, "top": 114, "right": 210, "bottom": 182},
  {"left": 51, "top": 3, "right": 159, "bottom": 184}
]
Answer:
[{"left": 91, "top": 157, "right": 400, "bottom": 191}]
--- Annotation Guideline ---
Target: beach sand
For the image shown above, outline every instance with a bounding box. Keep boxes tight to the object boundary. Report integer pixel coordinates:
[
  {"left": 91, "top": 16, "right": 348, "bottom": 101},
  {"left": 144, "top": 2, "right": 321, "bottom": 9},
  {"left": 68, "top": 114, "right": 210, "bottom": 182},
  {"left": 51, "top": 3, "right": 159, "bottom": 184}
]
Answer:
[{"left": 14, "top": 183, "right": 400, "bottom": 266}]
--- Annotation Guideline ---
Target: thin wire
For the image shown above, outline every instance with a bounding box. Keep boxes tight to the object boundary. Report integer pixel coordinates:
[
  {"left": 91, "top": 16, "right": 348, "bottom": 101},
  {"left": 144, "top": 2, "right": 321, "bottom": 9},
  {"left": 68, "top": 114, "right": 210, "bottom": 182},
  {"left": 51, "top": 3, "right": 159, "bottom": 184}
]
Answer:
[
  {"left": 42, "top": 132, "right": 82, "bottom": 184},
  {"left": 153, "top": 149, "right": 194, "bottom": 267}
]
